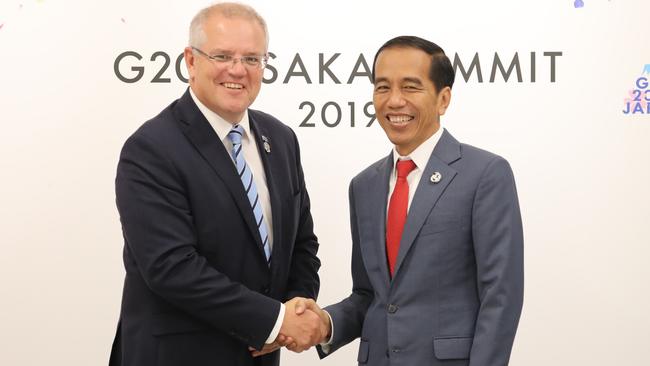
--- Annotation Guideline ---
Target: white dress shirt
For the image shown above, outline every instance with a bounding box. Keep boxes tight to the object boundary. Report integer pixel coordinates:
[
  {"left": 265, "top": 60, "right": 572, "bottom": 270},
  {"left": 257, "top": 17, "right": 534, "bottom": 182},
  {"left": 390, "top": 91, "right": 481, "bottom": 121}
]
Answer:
[
  {"left": 387, "top": 126, "right": 445, "bottom": 214},
  {"left": 189, "top": 89, "right": 284, "bottom": 344}
]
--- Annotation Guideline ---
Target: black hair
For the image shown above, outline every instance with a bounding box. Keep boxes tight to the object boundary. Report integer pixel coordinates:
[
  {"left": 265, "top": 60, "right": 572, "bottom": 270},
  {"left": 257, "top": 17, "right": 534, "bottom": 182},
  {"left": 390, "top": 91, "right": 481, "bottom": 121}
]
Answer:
[{"left": 372, "top": 35, "right": 455, "bottom": 91}]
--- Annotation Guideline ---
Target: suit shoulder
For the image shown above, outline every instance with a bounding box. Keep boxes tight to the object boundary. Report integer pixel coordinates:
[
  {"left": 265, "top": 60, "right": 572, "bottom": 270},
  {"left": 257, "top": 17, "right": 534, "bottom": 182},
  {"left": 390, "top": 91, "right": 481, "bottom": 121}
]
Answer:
[
  {"left": 350, "top": 155, "right": 390, "bottom": 187},
  {"left": 458, "top": 143, "right": 515, "bottom": 184},
  {"left": 459, "top": 142, "right": 510, "bottom": 167},
  {"left": 123, "top": 101, "right": 181, "bottom": 148}
]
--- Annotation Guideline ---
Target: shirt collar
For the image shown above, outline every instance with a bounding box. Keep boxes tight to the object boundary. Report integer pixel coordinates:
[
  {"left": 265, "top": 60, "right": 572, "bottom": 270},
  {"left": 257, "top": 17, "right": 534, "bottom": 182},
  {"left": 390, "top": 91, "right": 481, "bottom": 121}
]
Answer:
[
  {"left": 189, "top": 87, "right": 251, "bottom": 142},
  {"left": 391, "top": 126, "right": 445, "bottom": 173}
]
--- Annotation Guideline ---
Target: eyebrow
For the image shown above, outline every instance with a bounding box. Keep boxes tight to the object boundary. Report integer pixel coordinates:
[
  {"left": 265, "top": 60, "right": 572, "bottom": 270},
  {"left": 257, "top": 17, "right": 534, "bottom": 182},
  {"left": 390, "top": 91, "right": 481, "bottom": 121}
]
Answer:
[
  {"left": 206, "top": 48, "right": 230, "bottom": 54},
  {"left": 374, "top": 77, "right": 424, "bottom": 85},
  {"left": 402, "top": 77, "right": 424, "bottom": 86}
]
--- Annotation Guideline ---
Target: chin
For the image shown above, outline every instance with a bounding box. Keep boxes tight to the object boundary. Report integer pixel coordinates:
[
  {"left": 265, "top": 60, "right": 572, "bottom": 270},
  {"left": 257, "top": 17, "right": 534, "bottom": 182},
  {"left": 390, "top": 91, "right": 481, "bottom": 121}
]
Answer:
[{"left": 386, "top": 136, "right": 406, "bottom": 148}]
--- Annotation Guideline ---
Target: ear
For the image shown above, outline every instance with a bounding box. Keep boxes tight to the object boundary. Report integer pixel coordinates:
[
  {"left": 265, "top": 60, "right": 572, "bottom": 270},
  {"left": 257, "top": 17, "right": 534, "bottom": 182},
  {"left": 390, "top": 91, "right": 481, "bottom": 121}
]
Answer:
[
  {"left": 437, "top": 86, "right": 452, "bottom": 116},
  {"left": 183, "top": 47, "right": 196, "bottom": 83}
]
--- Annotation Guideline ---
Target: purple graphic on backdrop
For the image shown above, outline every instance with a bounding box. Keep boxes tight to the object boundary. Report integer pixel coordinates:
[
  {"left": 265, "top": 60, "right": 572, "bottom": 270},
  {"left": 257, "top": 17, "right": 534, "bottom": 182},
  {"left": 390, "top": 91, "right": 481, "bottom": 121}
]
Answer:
[
  {"left": 623, "top": 73, "right": 650, "bottom": 115},
  {"left": 574, "top": 0, "right": 584, "bottom": 8}
]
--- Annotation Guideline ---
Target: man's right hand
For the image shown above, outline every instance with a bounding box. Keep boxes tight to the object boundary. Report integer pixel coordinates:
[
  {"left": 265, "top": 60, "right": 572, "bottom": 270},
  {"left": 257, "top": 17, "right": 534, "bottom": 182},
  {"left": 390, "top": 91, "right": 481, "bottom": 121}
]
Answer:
[
  {"left": 293, "top": 297, "right": 331, "bottom": 341},
  {"left": 278, "top": 297, "right": 328, "bottom": 352}
]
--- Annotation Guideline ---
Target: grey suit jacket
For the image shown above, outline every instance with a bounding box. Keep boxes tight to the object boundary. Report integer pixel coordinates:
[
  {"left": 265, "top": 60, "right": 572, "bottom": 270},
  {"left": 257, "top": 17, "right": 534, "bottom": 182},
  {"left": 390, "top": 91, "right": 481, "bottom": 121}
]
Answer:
[{"left": 319, "top": 130, "right": 523, "bottom": 366}]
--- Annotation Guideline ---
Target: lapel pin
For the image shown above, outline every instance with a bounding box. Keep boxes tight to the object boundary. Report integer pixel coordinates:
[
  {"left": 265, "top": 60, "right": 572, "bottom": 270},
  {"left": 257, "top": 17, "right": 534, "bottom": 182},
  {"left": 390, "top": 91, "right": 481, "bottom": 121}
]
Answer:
[
  {"left": 430, "top": 172, "right": 442, "bottom": 184},
  {"left": 261, "top": 135, "right": 271, "bottom": 153}
]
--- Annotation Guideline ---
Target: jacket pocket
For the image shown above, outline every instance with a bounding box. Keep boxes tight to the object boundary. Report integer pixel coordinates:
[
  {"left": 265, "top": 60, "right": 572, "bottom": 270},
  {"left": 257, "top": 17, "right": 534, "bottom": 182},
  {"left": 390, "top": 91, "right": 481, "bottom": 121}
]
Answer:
[
  {"left": 357, "top": 339, "right": 369, "bottom": 364},
  {"left": 433, "top": 336, "right": 472, "bottom": 360}
]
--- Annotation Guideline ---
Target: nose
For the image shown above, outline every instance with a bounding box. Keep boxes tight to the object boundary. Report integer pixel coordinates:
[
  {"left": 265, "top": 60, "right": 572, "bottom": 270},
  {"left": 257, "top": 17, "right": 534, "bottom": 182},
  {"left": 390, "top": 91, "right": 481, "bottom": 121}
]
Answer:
[
  {"left": 227, "top": 58, "right": 247, "bottom": 77},
  {"left": 387, "top": 89, "right": 406, "bottom": 108}
]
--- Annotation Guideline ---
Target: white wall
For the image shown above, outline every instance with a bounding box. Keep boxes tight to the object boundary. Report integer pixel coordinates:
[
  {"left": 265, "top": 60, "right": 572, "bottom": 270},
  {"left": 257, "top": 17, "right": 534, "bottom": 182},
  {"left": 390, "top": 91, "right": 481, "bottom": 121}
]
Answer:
[{"left": 1, "top": 0, "right": 649, "bottom": 365}]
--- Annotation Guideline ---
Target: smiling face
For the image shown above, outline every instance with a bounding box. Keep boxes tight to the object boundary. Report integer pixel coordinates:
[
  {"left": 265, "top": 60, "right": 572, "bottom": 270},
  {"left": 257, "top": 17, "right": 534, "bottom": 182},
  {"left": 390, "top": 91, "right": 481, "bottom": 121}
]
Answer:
[
  {"left": 373, "top": 47, "right": 451, "bottom": 156},
  {"left": 184, "top": 13, "right": 267, "bottom": 123}
]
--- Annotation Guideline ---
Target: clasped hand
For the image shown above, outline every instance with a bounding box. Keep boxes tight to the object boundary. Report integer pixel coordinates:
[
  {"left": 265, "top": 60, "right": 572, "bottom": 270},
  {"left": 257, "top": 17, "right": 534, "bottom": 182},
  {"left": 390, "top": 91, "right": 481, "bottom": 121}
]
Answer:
[{"left": 249, "top": 297, "right": 330, "bottom": 357}]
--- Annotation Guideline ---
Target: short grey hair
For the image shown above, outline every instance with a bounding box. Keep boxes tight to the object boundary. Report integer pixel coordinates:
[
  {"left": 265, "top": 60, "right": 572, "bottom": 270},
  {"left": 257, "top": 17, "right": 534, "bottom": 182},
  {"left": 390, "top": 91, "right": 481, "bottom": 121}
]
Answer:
[{"left": 189, "top": 2, "right": 269, "bottom": 50}]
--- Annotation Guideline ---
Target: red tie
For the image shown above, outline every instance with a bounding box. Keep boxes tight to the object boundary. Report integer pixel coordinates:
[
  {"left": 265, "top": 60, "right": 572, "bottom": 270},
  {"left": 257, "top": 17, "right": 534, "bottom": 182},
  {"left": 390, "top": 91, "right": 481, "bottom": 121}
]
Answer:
[{"left": 386, "top": 159, "right": 417, "bottom": 277}]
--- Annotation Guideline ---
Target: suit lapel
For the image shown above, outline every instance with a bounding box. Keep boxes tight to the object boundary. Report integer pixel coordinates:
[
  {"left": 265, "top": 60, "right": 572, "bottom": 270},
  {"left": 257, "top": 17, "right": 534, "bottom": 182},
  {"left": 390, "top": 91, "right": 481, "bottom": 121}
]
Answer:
[
  {"left": 364, "top": 153, "right": 393, "bottom": 290},
  {"left": 173, "top": 90, "right": 267, "bottom": 262},
  {"left": 392, "top": 130, "right": 461, "bottom": 277}
]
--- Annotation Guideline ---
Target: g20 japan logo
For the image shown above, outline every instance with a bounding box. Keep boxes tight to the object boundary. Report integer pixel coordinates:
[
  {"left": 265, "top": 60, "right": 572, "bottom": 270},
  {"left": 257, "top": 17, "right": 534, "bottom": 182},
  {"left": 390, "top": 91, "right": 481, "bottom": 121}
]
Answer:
[{"left": 623, "top": 65, "right": 650, "bottom": 115}]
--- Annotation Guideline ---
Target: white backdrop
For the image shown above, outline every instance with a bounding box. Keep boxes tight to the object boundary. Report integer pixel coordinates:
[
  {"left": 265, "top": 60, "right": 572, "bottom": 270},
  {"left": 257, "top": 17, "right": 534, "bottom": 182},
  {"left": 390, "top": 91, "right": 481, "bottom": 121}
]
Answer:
[{"left": 1, "top": 0, "right": 649, "bottom": 365}]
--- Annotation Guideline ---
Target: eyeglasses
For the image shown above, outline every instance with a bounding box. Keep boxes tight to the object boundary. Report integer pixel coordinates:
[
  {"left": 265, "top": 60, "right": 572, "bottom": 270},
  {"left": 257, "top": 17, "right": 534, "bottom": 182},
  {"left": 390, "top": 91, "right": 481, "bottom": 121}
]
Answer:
[{"left": 191, "top": 47, "right": 268, "bottom": 70}]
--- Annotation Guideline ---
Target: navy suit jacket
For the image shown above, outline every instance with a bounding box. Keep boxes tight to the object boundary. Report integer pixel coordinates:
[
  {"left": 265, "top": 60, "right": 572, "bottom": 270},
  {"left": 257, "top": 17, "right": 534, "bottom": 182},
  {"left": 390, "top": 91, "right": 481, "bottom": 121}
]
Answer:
[
  {"left": 319, "top": 130, "right": 523, "bottom": 366},
  {"left": 109, "top": 89, "right": 320, "bottom": 366}
]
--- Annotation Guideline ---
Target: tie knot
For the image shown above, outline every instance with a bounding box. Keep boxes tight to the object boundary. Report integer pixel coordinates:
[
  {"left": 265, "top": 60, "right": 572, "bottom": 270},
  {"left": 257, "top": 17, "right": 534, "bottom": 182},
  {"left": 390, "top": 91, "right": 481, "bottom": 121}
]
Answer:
[
  {"left": 396, "top": 159, "right": 417, "bottom": 179},
  {"left": 227, "top": 125, "right": 244, "bottom": 145}
]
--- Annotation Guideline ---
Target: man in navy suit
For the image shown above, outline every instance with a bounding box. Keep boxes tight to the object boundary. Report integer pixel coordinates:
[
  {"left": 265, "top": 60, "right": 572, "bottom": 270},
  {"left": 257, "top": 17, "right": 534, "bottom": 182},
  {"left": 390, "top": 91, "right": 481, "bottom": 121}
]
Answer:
[
  {"left": 292, "top": 36, "right": 524, "bottom": 365},
  {"left": 109, "top": 3, "right": 324, "bottom": 366}
]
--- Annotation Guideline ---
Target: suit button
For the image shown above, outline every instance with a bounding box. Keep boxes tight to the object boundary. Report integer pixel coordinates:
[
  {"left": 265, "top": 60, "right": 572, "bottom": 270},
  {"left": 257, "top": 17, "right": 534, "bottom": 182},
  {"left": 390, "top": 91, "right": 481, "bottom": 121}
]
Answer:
[
  {"left": 262, "top": 287, "right": 270, "bottom": 294},
  {"left": 392, "top": 347, "right": 401, "bottom": 353},
  {"left": 387, "top": 304, "right": 398, "bottom": 313}
]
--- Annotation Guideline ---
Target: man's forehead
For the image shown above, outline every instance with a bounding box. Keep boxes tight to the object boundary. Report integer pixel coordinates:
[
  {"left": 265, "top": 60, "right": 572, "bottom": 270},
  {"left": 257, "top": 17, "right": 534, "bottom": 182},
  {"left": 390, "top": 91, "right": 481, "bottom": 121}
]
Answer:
[
  {"left": 203, "top": 16, "right": 266, "bottom": 45},
  {"left": 204, "top": 14, "right": 261, "bottom": 31}
]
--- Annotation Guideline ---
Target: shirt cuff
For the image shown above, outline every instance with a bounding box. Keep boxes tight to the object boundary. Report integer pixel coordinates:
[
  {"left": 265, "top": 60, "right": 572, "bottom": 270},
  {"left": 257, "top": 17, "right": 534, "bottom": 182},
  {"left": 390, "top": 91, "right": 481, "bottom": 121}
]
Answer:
[
  {"left": 265, "top": 303, "right": 285, "bottom": 344},
  {"left": 319, "top": 310, "right": 335, "bottom": 353}
]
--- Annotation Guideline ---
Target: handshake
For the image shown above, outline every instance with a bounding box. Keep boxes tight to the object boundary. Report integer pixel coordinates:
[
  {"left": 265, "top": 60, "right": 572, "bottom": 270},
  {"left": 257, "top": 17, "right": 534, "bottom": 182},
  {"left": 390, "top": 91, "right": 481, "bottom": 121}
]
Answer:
[{"left": 249, "top": 297, "right": 330, "bottom": 357}]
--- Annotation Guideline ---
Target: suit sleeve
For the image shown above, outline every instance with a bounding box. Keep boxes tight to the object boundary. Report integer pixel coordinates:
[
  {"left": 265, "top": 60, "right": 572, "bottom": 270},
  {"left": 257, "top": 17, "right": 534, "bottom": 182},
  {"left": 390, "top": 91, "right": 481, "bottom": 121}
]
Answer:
[
  {"left": 469, "top": 156, "right": 524, "bottom": 366},
  {"left": 317, "top": 180, "right": 374, "bottom": 358},
  {"left": 116, "top": 132, "right": 280, "bottom": 350},
  {"left": 284, "top": 130, "right": 321, "bottom": 301}
]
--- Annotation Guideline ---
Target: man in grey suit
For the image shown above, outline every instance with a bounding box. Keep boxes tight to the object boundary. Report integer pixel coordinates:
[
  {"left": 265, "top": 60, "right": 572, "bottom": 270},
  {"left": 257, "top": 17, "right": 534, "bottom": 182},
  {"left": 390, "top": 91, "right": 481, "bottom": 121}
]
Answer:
[{"left": 283, "top": 36, "right": 524, "bottom": 365}]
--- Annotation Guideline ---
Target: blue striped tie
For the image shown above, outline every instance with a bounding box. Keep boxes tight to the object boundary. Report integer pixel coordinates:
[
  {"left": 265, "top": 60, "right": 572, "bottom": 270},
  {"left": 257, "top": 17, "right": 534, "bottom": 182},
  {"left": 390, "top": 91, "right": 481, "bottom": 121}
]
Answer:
[{"left": 227, "top": 125, "right": 271, "bottom": 265}]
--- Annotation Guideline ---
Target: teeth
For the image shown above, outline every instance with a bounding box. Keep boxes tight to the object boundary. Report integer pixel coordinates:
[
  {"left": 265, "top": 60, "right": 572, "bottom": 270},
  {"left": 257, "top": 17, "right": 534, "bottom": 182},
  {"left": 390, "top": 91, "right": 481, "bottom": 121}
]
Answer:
[
  {"left": 388, "top": 115, "right": 413, "bottom": 123},
  {"left": 223, "top": 83, "right": 243, "bottom": 89}
]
